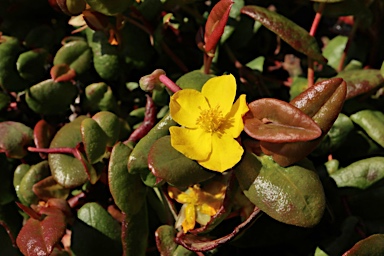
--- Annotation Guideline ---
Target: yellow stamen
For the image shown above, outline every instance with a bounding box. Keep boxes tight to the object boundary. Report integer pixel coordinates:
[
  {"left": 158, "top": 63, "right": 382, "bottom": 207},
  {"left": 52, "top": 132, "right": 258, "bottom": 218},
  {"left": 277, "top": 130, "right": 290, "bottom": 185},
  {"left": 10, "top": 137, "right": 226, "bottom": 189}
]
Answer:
[{"left": 196, "top": 106, "right": 225, "bottom": 133}]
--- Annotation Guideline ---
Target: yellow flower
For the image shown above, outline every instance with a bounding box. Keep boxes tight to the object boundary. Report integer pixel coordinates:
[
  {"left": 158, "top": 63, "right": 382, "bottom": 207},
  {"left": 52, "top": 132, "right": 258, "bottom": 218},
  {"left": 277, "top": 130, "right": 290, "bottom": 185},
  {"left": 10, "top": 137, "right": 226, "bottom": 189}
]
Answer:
[
  {"left": 169, "top": 74, "right": 249, "bottom": 172},
  {"left": 168, "top": 182, "right": 226, "bottom": 233}
]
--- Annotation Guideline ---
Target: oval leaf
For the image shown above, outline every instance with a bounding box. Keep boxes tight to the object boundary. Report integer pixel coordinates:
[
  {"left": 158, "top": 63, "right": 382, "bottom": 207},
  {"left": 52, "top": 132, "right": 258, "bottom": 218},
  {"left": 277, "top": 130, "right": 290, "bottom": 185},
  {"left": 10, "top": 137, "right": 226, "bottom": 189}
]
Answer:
[
  {"left": 204, "top": 0, "right": 233, "bottom": 53},
  {"left": 241, "top": 5, "right": 327, "bottom": 63},
  {"left": 235, "top": 152, "right": 325, "bottom": 227},
  {"left": 0, "top": 121, "right": 33, "bottom": 159},
  {"left": 343, "top": 234, "right": 384, "bottom": 256},
  {"left": 81, "top": 118, "right": 108, "bottom": 164},
  {"left": 92, "top": 111, "right": 121, "bottom": 147},
  {"left": 108, "top": 142, "right": 147, "bottom": 216},
  {"left": 32, "top": 176, "right": 70, "bottom": 201},
  {"left": 148, "top": 136, "right": 215, "bottom": 188},
  {"left": 350, "top": 110, "right": 384, "bottom": 148},
  {"left": 155, "top": 225, "right": 177, "bottom": 256},
  {"left": 16, "top": 48, "right": 50, "bottom": 83},
  {"left": 244, "top": 98, "right": 321, "bottom": 143},
  {"left": 330, "top": 157, "right": 384, "bottom": 189}
]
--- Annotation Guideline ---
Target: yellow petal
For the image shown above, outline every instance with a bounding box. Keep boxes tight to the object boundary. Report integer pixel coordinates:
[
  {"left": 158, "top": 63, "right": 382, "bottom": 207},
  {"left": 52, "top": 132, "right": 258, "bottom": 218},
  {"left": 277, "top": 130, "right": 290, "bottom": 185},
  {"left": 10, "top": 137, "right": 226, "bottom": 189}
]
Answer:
[
  {"left": 198, "top": 133, "right": 244, "bottom": 172},
  {"left": 169, "top": 126, "right": 211, "bottom": 160},
  {"left": 201, "top": 74, "right": 236, "bottom": 115},
  {"left": 170, "top": 89, "right": 209, "bottom": 128},
  {"left": 182, "top": 204, "right": 196, "bottom": 233},
  {"left": 225, "top": 94, "right": 249, "bottom": 138}
]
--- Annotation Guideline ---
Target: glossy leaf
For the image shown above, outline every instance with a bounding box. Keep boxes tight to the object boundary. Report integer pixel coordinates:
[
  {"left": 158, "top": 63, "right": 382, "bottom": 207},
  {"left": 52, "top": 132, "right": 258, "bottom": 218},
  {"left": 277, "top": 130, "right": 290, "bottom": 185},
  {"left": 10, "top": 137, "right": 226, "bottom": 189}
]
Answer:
[
  {"left": 85, "top": 0, "right": 133, "bottom": 16},
  {"left": 260, "top": 78, "right": 347, "bottom": 166},
  {"left": 155, "top": 225, "right": 177, "bottom": 256},
  {"left": 235, "top": 152, "right": 325, "bottom": 227},
  {"left": 48, "top": 116, "right": 89, "bottom": 188},
  {"left": 81, "top": 117, "right": 108, "bottom": 165},
  {"left": 16, "top": 48, "right": 50, "bottom": 83},
  {"left": 53, "top": 40, "right": 92, "bottom": 75},
  {"left": 77, "top": 202, "right": 121, "bottom": 241},
  {"left": 175, "top": 70, "right": 214, "bottom": 91},
  {"left": 108, "top": 142, "right": 147, "bottom": 216},
  {"left": 13, "top": 164, "right": 31, "bottom": 205},
  {"left": 19, "top": 161, "right": 51, "bottom": 206},
  {"left": 350, "top": 110, "right": 384, "bottom": 148},
  {"left": 0, "top": 121, "right": 33, "bottom": 159},
  {"left": 323, "top": 35, "right": 348, "bottom": 70},
  {"left": 34, "top": 119, "right": 56, "bottom": 153},
  {"left": 32, "top": 176, "right": 70, "bottom": 201},
  {"left": 128, "top": 113, "right": 177, "bottom": 174},
  {"left": 50, "top": 63, "right": 76, "bottom": 82},
  {"left": 343, "top": 234, "right": 384, "bottom": 256},
  {"left": 204, "top": 0, "right": 233, "bottom": 53},
  {"left": 336, "top": 69, "right": 384, "bottom": 99},
  {"left": 148, "top": 136, "right": 215, "bottom": 188},
  {"left": 330, "top": 157, "right": 384, "bottom": 189},
  {"left": 26, "top": 79, "right": 78, "bottom": 115},
  {"left": 244, "top": 98, "right": 322, "bottom": 143},
  {"left": 241, "top": 5, "right": 327, "bottom": 63},
  {"left": 92, "top": 111, "right": 121, "bottom": 147},
  {"left": 16, "top": 202, "right": 68, "bottom": 256}
]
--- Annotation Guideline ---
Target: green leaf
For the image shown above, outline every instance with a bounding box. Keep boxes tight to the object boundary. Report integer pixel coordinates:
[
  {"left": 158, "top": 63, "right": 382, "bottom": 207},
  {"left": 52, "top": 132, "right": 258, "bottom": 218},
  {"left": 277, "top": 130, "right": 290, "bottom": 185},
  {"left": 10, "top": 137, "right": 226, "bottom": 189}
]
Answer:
[
  {"left": 148, "top": 136, "right": 215, "bottom": 188},
  {"left": 289, "top": 76, "right": 308, "bottom": 101},
  {"left": 343, "top": 234, "right": 384, "bottom": 256},
  {"left": 32, "top": 176, "right": 70, "bottom": 201},
  {"left": 155, "top": 225, "right": 177, "bottom": 255},
  {"left": 18, "top": 161, "right": 51, "bottom": 205},
  {"left": 53, "top": 40, "right": 92, "bottom": 75},
  {"left": 81, "top": 118, "right": 108, "bottom": 165},
  {"left": 336, "top": 69, "right": 384, "bottom": 99},
  {"left": 175, "top": 70, "right": 215, "bottom": 91},
  {"left": 244, "top": 98, "right": 322, "bottom": 143},
  {"left": 13, "top": 164, "right": 31, "bottom": 205},
  {"left": 92, "top": 111, "right": 121, "bottom": 147},
  {"left": 0, "top": 121, "right": 33, "bottom": 159},
  {"left": 350, "top": 110, "right": 384, "bottom": 148},
  {"left": 17, "top": 48, "right": 49, "bottom": 83},
  {"left": 235, "top": 153, "right": 325, "bottom": 227},
  {"left": 84, "top": 0, "right": 132, "bottom": 16},
  {"left": 323, "top": 35, "right": 348, "bottom": 70},
  {"left": 108, "top": 142, "right": 147, "bottom": 216},
  {"left": 241, "top": 5, "right": 327, "bottom": 64},
  {"left": 77, "top": 202, "right": 121, "bottom": 241},
  {"left": 26, "top": 79, "right": 78, "bottom": 115},
  {"left": 330, "top": 157, "right": 384, "bottom": 189},
  {"left": 246, "top": 56, "right": 264, "bottom": 72},
  {"left": 48, "top": 116, "right": 89, "bottom": 188},
  {"left": 128, "top": 113, "right": 177, "bottom": 174},
  {"left": 0, "top": 36, "right": 27, "bottom": 92}
]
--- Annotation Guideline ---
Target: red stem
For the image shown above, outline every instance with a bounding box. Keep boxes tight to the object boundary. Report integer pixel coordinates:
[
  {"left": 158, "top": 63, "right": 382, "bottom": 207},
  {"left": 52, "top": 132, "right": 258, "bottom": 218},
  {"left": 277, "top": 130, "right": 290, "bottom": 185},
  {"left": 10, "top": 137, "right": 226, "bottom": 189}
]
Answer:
[{"left": 159, "top": 74, "right": 181, "bottom": 93}]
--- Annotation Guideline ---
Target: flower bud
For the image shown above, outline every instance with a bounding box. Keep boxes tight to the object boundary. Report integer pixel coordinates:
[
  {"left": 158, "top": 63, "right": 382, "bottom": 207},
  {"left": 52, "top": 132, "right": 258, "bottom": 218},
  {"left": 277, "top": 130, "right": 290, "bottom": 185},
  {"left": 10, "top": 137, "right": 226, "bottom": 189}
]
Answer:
[{"left": 139, "top": 69, "right": 166, "bottom": 92}]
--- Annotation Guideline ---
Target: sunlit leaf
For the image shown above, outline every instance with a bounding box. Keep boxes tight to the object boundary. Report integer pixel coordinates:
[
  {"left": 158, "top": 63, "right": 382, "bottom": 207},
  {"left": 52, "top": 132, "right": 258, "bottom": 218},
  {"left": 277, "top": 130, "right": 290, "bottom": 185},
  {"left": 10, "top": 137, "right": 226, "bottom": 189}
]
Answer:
[
  {"left": 350, "top": 110, "right": 384, "bottom": 148},
  {"left": 343, "top": 234, "right": 384, "bottom": 256},
  {"left": 0, "top": 121, "right": 33, "bottom": 159}
]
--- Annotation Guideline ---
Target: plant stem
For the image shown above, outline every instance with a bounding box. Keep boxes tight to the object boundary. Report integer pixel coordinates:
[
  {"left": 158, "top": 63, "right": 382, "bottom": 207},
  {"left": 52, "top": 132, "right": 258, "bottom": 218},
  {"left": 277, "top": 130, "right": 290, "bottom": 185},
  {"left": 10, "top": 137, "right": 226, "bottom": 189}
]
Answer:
[
  {"left": 158, "top": 74, "right": 181, "bottom": 93},
  {"left": 204, "top": 53, "right": 214, "bottom": 74}
]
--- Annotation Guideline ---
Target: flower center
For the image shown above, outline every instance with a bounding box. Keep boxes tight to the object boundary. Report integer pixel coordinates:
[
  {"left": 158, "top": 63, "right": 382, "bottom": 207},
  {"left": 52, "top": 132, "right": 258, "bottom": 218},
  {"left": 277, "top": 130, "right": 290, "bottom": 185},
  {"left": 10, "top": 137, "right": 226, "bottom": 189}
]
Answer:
[{"left": 196, "top": 106, "right": 225, "bottom": 133}]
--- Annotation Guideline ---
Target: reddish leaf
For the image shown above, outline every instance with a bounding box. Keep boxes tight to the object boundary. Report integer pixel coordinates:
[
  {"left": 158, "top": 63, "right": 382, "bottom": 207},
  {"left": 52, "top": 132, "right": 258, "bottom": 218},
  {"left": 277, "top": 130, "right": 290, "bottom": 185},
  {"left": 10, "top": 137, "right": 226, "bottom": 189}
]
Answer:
[
  {"left": 204, "top": 0, "right": 233, "bottom": 53},
  {"left": 32, "top": 176, "right": 70, "bottom": 201},
  {"left": 34, "top": 120, "right": 56, "bottom": 159},
  {"left": 82, "top": 9, "right": 110, "bottom": 31},
  {"left": 16, "top": 202, "right": 68, "bottom": 256},
  {"left": 244, "top": 98, "right": 321, "bottom": 143},
  {"left": 343, "top": 234, "right": 384, "bottom": 256},
  {"left": 241, "top": 5, "right": 327, "bottom": 64}
]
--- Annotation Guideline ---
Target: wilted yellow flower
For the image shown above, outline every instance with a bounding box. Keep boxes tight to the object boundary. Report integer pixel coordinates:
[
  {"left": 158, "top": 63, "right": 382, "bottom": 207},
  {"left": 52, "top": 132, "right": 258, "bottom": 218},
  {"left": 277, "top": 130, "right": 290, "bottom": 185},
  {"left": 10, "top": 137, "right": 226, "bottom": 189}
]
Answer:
[
  {"left": 169, "top": 74, "right": 248, "bottom": 172},
  {"left": 168, "top": 182, "right": 226, "bottom": 233}
]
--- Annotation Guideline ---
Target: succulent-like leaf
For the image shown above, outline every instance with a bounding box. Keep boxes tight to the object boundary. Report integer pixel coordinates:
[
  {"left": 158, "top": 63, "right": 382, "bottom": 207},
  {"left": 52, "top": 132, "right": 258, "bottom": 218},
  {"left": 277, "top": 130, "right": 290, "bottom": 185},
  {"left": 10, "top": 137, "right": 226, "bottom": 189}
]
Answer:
[
  {"left": 244, "top": 98, "right": 322, "bottom": 143},
  {"left": 50, "top": 63, "right": 76, "bottom": 82},
  {"left": 241, "top": 5, "right": 327, "bottom": 63},
  {"left": 48, "top": 116, "right": 89, "bottom": 188},
  {"left": 92, "top": 111, "right": 121, "bottom": 147},
  {"left": 13, "top": 164, "right": 31, "bottom": 205},
  {"left": 343, "top": 234, "right": 384, "bottom": 256},
  {"left": 235, "top": 152, "right": 325, "bottom": 227},
  {"left": 350, "top": 110, "right": 384, "bottom": 148},
  {"left": 16, "top": 202, "right": 68, "bottom": 256},
  {"left": 34, "top": 119, "right": 56, "bottom": 153},
  {"left": 128, "top": 114, "right": 177, "bottom": 174},
  {"left": 16, "top": 48, "right": 50, "bottom": 83},
  {"left": 32, "top": 176, "right": 70, "bottom": 201},
  {"left": 204, "top": 0, "right": 233, "bottom": 53},
  {"left": 84, "top": 0, "right": 133, "bottom": 16},
  {"left": 175, "top": 70, "right": 215, "bottom": 91},
  {"left": 81, "top": 117, "right": 108, "bottom": 165},
  {"left": 0, "top": 121, "right": 33, "bottom": 159},
  {"left": 53, "top": 40, "right": 92, "bottom": 75},
  {"left": 330, "top": 157, "right": 384, "bottom": 189},
  {"left": 336, "top": 69, "right": 384, "bottom": 99},
  {"left": 18, "top": 161, "right": 51, "bottom": 206},
  {"left": 108, "top": 142, "right": 147, "bottom": 216},
  {"left": 26, "top": 79, "right": 78, "bottom": 115},
  {"left": 155, "top": 225, "right": 177, "bottom": 256},
  {"left": 148, "top": 136, "right": 215, "bottom": 188}
]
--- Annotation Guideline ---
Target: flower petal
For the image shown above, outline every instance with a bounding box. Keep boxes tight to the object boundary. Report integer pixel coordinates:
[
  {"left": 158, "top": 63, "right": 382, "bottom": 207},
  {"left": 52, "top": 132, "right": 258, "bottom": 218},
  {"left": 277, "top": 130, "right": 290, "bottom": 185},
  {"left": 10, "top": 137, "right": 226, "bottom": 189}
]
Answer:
[
  {"left": 225, "top": 94, "right": 249, "bottom": 138},
  {"left": 170, "top": 126, "right": 211, "bottom": 160},
  {"left": 170, "top": 89, "right": 209, "bottom": 128},
  {"left": 182, "top": 203, "right": 196, "bottom": 233},
  {"left": 202, "top": 74, "right": 236, "bottom": 115},
  {"left": 198, "top": 133, "right": 244, "bottom": 172}
]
